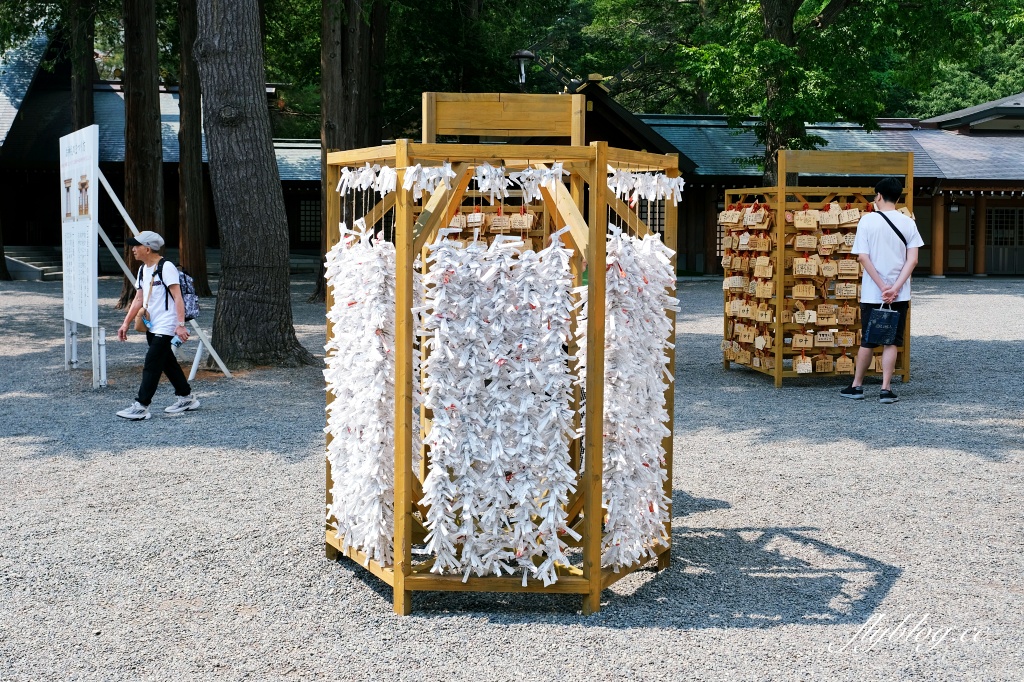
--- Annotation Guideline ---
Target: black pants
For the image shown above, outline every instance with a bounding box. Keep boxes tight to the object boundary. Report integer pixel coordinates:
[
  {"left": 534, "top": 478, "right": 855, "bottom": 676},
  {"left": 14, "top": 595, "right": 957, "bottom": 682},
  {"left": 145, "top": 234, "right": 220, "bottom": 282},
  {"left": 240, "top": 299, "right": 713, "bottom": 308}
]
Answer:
[{"left": 137, "top": 332, "right": 190, "bottom": 406}]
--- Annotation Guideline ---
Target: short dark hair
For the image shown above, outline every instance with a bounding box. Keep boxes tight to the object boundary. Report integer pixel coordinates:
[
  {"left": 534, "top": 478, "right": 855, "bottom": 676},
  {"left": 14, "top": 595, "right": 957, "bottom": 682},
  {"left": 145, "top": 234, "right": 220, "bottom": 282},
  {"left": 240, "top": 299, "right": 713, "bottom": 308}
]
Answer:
[{"left": 874, "top": 177, "right": 903, "bottom": 204}]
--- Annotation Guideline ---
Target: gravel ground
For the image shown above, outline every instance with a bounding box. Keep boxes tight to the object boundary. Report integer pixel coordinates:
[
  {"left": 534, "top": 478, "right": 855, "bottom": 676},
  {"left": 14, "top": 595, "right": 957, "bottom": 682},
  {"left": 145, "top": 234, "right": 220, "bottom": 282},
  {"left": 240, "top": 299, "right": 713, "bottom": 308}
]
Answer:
[{"left": 1, "top": 274, "right": 1022, "bottom": 681}]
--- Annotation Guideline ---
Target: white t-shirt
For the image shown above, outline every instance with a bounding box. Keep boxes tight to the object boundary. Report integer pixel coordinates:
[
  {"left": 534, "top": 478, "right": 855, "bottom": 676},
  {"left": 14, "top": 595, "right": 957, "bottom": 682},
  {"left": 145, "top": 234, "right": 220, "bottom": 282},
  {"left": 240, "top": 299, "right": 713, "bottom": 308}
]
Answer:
[
  {"left": 851, "top": 211, "right": 924, "bottom": 304},
  {"left": 136, "top": 261, "right": 181, "bottom": 336}
]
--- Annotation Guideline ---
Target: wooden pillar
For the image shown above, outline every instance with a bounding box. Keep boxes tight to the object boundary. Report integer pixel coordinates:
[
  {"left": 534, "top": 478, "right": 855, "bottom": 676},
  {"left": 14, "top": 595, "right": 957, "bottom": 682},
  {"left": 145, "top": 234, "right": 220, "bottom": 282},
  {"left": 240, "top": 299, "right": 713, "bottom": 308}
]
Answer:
[
  {"left": 570, "top": 95, "right": 585, "bottom": 146},
  {"left": 582, "top": 142, "right": 608, "bottom": 616},
  {"left": 421, "top": 93, "right": 436, "bottom": 143},
  {"left": 773, "top": 151, "right": 787, "bottom": 388},
  {"left": 658, "top": 160, "right": 679, "bottom": 571},
  {"left": 393, "top": 139, "right": 414, "bottom": 615},
  {"left": 930, "top": 193, "right": 946, "bottom": 278},
  {"left": 324, "top": 162, "right": 342, "bottom": 561},
  {"left": 974, "top": 195, "right": 987, "bottom": 276}
]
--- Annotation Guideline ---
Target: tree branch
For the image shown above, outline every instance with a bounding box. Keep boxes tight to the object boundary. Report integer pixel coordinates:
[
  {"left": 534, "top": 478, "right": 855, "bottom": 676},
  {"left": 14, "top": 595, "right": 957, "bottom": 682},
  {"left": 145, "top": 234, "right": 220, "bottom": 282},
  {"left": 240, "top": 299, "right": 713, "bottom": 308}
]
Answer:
[{"left": 810, "top": 0, "right": 858, "bottom": 30}]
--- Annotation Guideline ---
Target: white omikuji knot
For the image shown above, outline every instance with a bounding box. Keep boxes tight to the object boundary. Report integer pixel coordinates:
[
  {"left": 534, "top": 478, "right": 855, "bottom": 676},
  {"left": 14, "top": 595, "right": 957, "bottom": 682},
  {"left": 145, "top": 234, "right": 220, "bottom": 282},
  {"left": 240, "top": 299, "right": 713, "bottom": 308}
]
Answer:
[
  {"left": 575, "top": 224, "right": 679, "bottom": 570},
  {"left": 418, "top": 228, "right": 579, "bottom": 586},
  {"left": 606, "top": 166, "right": 686, "bottom": 206},
  {"left": 323, "top": 221, "right": 421, "bottom": 567}
]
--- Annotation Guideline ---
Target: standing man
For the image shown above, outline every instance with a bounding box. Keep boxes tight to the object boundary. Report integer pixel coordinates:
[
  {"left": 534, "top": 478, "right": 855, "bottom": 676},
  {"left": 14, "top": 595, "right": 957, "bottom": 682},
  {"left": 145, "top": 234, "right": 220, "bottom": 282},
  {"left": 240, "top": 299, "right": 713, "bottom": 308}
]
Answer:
[
  {"left": 115, "top": 231, "right": 200, "bottom": 420},
  {"left": 840, "top": 177, "right": 924, "bottom": 404}
]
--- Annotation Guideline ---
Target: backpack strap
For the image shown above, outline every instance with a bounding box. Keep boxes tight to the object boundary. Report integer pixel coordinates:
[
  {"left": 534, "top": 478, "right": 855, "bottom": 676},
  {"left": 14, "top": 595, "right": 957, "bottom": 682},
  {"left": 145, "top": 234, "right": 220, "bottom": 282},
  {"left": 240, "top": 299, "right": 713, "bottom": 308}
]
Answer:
[
  {"left": 877, "top": 212, "right": 908, "bottom": 252},
  {"left": 155, "top": 257, "right": 173, "bottom": 311}
]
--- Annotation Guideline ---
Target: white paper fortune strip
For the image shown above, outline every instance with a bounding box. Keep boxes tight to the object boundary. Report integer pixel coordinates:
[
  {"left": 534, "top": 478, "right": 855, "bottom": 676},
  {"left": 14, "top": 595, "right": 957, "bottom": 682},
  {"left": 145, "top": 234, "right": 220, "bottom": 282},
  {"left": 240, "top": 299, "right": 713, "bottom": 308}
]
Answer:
[
  {"left": 575, "top": 224, "right": 679, "bottom": 570},
  {"left": 419, "top": 230, "right": 579, "bottom": 585},
  {"left": 606, "top": 167, "right": 686, "bottom": 206},
  {"left": 323, "top": 223, "right": 406, "bottom": 566},
  {"left": 337, "top": 162, "right": 458, "bottom": 201}
]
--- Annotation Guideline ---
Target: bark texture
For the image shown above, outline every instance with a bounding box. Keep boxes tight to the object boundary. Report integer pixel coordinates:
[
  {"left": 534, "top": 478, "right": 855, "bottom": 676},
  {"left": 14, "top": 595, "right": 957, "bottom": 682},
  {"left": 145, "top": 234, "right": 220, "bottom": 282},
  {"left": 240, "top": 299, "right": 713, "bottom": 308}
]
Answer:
[
  {"left": 119, "top": 0, "right": 165, "bottom": 307},
  {"left": 311, "top": 0, "right": 388, "bottom": 303},
  {"left": 194, "top": 0, "right": 314, "bottom": 368},
  {"left": 759, "top": 0, "right": 802, "bottom": 185},
  {"left": 69, "top": 0, "right": 95, "bottom": 130},
  {"left": 177, "top": 0, "right": 211, "bottom": 296}
]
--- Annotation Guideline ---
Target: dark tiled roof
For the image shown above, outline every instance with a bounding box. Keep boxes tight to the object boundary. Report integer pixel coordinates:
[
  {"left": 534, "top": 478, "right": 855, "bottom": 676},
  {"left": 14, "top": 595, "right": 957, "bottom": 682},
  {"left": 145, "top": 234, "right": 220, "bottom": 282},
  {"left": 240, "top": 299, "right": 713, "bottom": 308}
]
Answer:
[
  {"left": 92, "top": 85, "right": 207, "bottom": 163},
  {"left": 922, "top": 91, "right": 1024, "bottom": 127},
  {"left": 640, "top": 117, "right": 762, "bottom": 177},
  {"left": 0, "top": 84, "right": 319, "bottom": 179},
  {"left": 639, "top": 115, "right": 1023, "bottom": 181},
  {"left": 0, "top": 31, "right": 49, "bottom": 147},
  {"left": 910, "top": 129, "right": 1024, "bottom": 180}
]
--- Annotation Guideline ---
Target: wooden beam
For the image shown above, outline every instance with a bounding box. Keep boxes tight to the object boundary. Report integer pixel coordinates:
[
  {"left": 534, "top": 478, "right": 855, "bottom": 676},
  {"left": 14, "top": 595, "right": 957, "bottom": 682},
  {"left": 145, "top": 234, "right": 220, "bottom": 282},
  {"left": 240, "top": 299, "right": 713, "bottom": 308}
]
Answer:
[
  {"left": 327, "top": 144, "right": 397, "bottom": 166},
  {"left": 582, "top": 141, "right": 608, "bottom": 616},
  {"left": 537, "top": 167, "right": 590, "bottom": 253},
  {"left": 408, "top": 143, "right": 595, "bottom": 163},
  {"left": 658, "top": 165, "right": 679, "bottom": 570},
  {"left": 404, "top": 573, "right": 591, "bottom": 594},
  {"left": 393, "top": 139, "right": 414, "bottom": 616},
  {"left": 571, "top": 95, "right": 585, "bottom": 146},
  {"left": 602, "top": 547, "right": 666, "bottom": 589},
  {"left": 325, "top": 163, "right": 342, "bottom": 558},
  {"left": 783, "top": 150, "right": 911, "bottom": 177},
  {"left": 412, "top": 163, "right": 472, "bottom": 253},
  {"left": 325, "top": 530, "right": 396, "bottom": 587},
  {"left": 605, "top": 187, "right": 651, "bottom": 237},
  {"left": 422, "top": 92, "right": 437, "bottom": 143},
  {"left": 931, "top": 193, "right": 946, "bottom": 277},
  {"left": 361, "top": 194, "right": 396, "bottom": 230},
  {"left": 606, "top": 147, "right": 678, "bottom": 170},
  {"left": 974, "top": 195, "right": 987, "bottom": 275}
]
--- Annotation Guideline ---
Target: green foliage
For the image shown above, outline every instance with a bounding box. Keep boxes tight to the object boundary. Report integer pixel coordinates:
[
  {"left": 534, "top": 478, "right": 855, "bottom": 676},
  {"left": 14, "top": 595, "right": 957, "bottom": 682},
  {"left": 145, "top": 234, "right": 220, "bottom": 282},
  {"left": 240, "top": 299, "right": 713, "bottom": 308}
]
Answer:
[
  {"left": 268, "top": 83, "right": 320, "bottom": 138},
  {"left": 382, "top": 0, "right": 576, "bottom": 138},
  {"left": 577, "top": 0, "right": 1021, "bottom": 175},
  {"left": 264, "top": 0, "right": 320, "bottom": 86},
  {"left": 901, "top": 32, "right": 1024, "bottom": 118}
]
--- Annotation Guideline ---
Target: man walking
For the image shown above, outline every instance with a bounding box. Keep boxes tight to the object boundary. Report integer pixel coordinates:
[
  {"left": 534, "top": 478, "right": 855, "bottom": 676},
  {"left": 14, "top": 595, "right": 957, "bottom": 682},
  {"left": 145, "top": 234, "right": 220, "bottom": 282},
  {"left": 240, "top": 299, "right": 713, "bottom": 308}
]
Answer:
[
  {"left": 115, "top": 231, "right": 200, "bottom": 420},
  {"left": 840, "top": 177, "right": 924, "bottom": 403}
]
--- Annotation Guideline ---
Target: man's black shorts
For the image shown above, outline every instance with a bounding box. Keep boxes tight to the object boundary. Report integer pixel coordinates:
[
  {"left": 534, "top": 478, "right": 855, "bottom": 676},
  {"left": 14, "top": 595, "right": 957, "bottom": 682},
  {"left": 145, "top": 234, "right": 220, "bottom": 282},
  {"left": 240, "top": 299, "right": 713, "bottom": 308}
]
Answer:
[{"left": 860, "top": 301, "right": 910, "bottom": 349}]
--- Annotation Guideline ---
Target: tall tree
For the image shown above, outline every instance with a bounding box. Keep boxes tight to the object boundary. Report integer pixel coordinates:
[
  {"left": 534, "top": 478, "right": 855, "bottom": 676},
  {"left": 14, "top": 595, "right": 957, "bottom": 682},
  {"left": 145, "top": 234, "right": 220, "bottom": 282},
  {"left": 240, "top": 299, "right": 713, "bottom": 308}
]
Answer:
[
  {"left": 176, "top": 0, "right": 211, "bottom": 296},
  {"left": 68, "top": 0, "right": 95, "bottom": 130},
  {"left": 118, "top": 0, "right": 165, "bottom": 307},
  {"left": 194, "top": 0, "right": 314, "bottom": 367},
  {"left": 311, "top": 0, "right": 388, "bottom": 303},
  {"left": 680, "top": 0, "right": 1016, "bottom": 182},
  {"left": 580, "top": 0, "right": 1018, "bottom": 182}
]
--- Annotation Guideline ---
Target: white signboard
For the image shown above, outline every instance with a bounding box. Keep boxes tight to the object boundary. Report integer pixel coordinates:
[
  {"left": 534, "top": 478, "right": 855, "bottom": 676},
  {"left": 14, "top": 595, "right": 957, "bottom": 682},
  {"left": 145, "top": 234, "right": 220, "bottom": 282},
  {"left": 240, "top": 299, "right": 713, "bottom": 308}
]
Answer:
[{"left": 59, "top": 125, "right": 99, "bottom": 327}]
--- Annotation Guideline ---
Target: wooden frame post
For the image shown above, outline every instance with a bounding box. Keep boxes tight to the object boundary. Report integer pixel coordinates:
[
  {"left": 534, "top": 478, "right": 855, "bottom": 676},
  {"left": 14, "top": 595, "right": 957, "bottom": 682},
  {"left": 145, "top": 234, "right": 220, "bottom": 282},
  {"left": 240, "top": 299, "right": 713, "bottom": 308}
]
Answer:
[
  {"left": 393, "top": 139, "right": 415, "bottom": 615},
  {"left": 325, "top": 162, "right": 342, "bottom": 562},
  {"left": 974, "top": 195, "right": 987, "bottom": 275},
  {"left": 582, "top": 141, "right": 608, "bottom": 615},
  {"left": 774, "top": 152, "right": 787, "bottom": 388},
  {"left": 930, "top": 193, "right": 946, "bottom": 277},
  {"left": 658, "top": 161, "right": 680, "bottom": 571}
]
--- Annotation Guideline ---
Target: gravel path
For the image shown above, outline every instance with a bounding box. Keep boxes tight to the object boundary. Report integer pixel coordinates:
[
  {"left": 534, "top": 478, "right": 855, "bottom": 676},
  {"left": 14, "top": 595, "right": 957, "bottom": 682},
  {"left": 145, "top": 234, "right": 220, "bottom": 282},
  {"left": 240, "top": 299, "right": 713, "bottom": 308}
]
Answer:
[{"left": 1, "top": 274, "right": 1021, "bottom": 681}]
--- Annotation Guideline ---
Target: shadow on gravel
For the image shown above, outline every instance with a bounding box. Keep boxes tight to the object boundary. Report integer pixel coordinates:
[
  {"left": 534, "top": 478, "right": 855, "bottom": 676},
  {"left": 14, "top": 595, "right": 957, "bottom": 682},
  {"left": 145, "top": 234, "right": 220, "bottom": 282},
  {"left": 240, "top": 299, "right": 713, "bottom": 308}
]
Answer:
[
  {"left": 676, "top": 332, "right": 1024, "bottom": 462},
  {"left": 333, "top": 492, "right": 899, "bottom": 630}
]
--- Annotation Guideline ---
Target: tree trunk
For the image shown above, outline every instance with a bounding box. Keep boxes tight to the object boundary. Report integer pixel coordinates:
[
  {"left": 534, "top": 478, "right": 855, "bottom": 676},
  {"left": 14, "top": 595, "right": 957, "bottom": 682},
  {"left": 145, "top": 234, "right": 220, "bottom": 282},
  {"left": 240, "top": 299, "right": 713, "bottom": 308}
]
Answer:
[
  {"left": 69, "top": 0, "right": 95, "bottom": 131},
  {"left": 311, "top": 0, "right": 389, "bottom": 303},
  {"left": 759, "top": 0, "right": 802, "bottom": 185},
  {"left": 194, "top": 0, "right": 314, "bottom": 368},
  {"left": 177, "top": 0, "right": 211, "bottom": 296},
  {"left": 118, "top": 0, "right": 165, "bottom": 308},
  {"left": 0, "top": 213, "right": 12, "bottom": 281}
]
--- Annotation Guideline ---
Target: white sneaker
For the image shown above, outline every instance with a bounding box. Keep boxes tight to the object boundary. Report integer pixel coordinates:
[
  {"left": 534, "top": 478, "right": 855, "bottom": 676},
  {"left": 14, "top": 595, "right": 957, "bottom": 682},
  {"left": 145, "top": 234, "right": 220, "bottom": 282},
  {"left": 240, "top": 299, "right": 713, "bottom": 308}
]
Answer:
[
  {"left": 117, "top": 401, "right": 151, "bottom": 420},
  {"left": 165, "top": 395, "right": 200, "bottom": 414}
]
